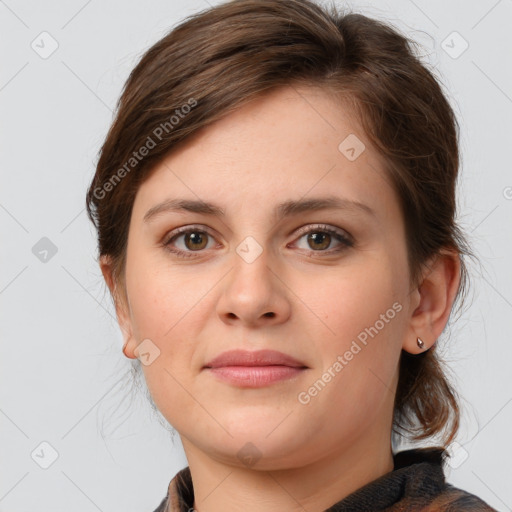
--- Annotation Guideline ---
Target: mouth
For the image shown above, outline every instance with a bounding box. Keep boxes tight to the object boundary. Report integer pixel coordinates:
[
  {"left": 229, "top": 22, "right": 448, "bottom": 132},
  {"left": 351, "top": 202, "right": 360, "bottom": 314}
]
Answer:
[{"left": 202, "top": 349, "right": 309, "bottom": 388}]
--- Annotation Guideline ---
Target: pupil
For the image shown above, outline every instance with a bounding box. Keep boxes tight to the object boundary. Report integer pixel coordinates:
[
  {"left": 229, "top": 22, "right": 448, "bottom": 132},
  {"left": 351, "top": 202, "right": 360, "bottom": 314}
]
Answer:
[
  {"left": 309, "top": 232, "right": 330, "bottom": 250},
  {"left": 186, "top": 232, "right": 206, "bottom": 250}
]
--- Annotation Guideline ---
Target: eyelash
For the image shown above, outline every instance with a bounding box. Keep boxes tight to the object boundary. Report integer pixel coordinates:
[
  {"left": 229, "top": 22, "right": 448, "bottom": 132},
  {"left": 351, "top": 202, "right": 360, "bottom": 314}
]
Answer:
[{"left": 162, "top": 224, "right": 354, "bottom": 259}]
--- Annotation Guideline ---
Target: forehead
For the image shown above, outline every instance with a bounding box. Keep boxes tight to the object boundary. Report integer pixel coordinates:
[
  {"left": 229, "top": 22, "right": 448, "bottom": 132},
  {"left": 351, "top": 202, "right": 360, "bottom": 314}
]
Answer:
[{"left": 132, "top": 85, "right": 396, "bottom": 222}]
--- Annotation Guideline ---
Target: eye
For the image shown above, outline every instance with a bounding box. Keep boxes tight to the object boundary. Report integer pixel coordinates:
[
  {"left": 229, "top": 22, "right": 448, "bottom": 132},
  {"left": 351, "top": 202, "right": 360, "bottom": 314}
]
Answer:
[
  {"left": 162, "top": 226, "right": 218, "bottom": 258},
  {"left": 291, "top": 224, "right": 354, "bottom": 254},
  {"left": 162, "top": 223, "right": 354, "bottom": 259}
]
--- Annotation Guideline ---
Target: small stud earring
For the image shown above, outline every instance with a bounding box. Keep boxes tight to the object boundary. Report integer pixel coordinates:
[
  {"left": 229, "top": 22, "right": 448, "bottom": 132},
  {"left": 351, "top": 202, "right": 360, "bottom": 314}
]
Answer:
[{"left": 417, "top": 337, "right": 425, "bottom": 349}]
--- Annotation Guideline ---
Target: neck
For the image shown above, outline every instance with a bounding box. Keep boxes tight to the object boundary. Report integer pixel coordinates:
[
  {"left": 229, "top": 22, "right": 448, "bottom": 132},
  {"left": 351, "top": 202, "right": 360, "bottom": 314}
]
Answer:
[{"left": 181, "top": 426, "right": 394, "bottom": 512}]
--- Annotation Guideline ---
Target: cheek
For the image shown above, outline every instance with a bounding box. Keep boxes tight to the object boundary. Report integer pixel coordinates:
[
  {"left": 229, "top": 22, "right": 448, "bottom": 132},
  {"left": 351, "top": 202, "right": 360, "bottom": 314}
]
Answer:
[
  {"left": 124, "top": 259, "right": 217, "bottom": 427},
  {"left": 297, "top": 261, "right": 405, "bottom": 395},
  {"left": 308, "top": 262, "right": 403, "bottom": 344},
  {"left": 126, "top": 251, "right": 206, "bottom": 341},
  {"left": 290, "top": 270, "right": 404, "bottom": 449}
]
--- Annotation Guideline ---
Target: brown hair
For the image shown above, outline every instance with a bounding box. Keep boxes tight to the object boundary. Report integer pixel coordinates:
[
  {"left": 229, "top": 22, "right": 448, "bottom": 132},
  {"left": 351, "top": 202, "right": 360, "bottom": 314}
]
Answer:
[{"left": 86, "top": 0, "right": 474, "bottom": 447}]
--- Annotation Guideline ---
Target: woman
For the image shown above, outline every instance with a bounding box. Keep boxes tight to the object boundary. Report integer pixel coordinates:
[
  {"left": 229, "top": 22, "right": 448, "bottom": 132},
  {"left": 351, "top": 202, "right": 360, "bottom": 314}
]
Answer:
[{"left": 86, "top": 0, "right": 496, "bottom": 510}]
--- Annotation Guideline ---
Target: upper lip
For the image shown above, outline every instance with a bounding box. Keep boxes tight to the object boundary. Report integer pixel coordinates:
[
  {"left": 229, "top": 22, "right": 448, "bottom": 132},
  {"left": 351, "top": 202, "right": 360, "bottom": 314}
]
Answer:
[{"left": 203, "top": 349, "right": 308, "bottom": 369}]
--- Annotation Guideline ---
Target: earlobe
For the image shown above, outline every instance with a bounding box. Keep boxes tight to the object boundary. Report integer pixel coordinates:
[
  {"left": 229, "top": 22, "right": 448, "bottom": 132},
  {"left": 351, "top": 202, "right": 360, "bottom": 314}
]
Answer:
[
  {"left": 122, "top": 340, "right": 138, "bottom": 359},
  {"left": 403, "top": 250, "right": 461, "bottom": 355}
]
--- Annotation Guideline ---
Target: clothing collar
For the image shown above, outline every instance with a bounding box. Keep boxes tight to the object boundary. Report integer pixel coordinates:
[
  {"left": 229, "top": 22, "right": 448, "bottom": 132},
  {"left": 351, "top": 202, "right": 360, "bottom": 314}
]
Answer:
[{"left": 161, "top": 447, "right": 447, "bottom": 512}]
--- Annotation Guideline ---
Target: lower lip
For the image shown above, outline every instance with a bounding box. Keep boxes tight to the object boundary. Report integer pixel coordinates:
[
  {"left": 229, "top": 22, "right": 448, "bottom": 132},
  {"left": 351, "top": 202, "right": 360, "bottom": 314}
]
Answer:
[{"left": 205, "top": 366, "right": 306, "bottom": 387}]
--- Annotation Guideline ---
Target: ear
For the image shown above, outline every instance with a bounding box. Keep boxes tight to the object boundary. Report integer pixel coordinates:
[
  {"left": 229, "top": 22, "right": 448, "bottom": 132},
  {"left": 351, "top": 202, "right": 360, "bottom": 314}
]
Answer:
[
  {"left": 99, "top": 255, "right": 138, "bottom": 359},
  {"left": 403, "top": 249, "right": 461, "bottom": 354}
]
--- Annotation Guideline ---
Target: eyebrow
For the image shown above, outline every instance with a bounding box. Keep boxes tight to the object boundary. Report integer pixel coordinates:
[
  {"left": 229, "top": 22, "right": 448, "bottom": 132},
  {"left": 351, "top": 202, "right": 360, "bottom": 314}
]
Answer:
[{"left": 143, "top": 196, "right": 376, "bottom": 223}]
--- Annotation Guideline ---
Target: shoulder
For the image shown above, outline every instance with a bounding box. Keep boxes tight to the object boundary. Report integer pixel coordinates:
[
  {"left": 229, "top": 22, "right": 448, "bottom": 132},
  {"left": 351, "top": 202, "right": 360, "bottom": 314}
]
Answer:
[
  {"left": 151, "top": 466, "right": 193, "bottom": 512},
  {"left": 424, "top": 483, "right": 498, "bottom": 511},
  {"left": 393, "top": 447, "right": 497, "bottom": 511}
]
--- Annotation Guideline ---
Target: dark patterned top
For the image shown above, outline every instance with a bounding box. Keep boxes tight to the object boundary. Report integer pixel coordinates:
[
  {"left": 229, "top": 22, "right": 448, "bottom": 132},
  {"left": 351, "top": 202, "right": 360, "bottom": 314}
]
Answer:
[{"left": 152, "top": 447, "right": 497, "bottom": 511}]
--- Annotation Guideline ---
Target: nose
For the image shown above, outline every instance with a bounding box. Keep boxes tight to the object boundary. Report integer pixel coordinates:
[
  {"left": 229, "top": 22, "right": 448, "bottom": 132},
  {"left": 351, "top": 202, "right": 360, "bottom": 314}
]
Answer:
[{"left": 215, "top": 246, "right": 292, "bottom": 328}]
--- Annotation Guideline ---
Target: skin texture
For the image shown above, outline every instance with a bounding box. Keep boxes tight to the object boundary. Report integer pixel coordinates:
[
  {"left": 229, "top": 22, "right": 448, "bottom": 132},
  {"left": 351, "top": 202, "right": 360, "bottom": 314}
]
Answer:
[{"left": 101, "top": 85, "right": 460, "bottom": 512}]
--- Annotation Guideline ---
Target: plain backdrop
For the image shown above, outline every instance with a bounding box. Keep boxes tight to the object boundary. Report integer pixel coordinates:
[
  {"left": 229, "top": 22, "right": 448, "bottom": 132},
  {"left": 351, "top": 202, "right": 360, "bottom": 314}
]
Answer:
[{"left": 1, "top": 0, "right": 511, "bottom": 510}]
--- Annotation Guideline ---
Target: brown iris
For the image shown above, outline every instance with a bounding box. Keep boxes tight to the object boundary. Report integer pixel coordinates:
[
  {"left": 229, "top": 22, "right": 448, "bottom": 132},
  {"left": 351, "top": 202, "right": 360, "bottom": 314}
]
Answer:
[
  {"left": 184, "top": 232, "right": 208, "bottom": 251},
  {"left": 307, "top": 232, "right": 331, "bottom": 250}
]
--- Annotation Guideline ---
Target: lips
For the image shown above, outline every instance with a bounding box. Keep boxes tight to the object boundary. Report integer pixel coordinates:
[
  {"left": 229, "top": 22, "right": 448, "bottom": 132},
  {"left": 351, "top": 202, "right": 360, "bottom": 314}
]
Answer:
[
  {"left": 202, "top": 349, "right": 308, "bottom": 388},
  {"left": 203, "top": 349, "right": 308, "bottom": 369}
]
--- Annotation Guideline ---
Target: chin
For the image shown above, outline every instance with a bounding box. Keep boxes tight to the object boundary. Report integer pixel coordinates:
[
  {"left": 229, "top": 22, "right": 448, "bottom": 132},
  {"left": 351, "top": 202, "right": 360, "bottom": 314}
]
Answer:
[
  {"left": 193, "top": 419, "right": 317, "bottom": 467},
  {"left": 206, "top": 437, "right": 315, "bottom": 471}
]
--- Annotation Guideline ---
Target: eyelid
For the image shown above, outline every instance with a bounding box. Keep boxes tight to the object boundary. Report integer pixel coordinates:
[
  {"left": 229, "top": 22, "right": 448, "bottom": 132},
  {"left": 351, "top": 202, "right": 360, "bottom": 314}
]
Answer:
[
  {"left": 162, "top": 224, "right": 218, "bottom": 246},
  {"left": 164, "top": 223, "right": 215, "bottom": 237},
  {"left": 163, "top": 223, "right": 351, "bottom": 244},
  {"left": 162, "top": 222, "right": 353, "bottom": 258},
  {"left": 292, "top": 223, "right": 353, "bottom": 242}
]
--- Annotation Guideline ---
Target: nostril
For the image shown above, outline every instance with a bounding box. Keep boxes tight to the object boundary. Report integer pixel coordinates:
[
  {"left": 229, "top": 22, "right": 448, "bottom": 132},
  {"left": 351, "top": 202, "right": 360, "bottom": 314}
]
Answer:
[{"left": 264, "top": 312, "right": 275, "bottom": 318}]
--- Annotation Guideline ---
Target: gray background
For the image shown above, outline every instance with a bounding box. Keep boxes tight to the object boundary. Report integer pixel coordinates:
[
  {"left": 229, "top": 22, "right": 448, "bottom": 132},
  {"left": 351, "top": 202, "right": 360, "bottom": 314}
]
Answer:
[{"left": 1, "top": 0, "right": 511, "bottom": 510}]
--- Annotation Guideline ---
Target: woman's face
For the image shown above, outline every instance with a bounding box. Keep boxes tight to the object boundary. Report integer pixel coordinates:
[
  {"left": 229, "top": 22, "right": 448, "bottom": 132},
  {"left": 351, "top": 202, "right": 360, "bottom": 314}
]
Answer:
[{"left": 113, "top": 85, "right": 420, "bottom": 469}]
